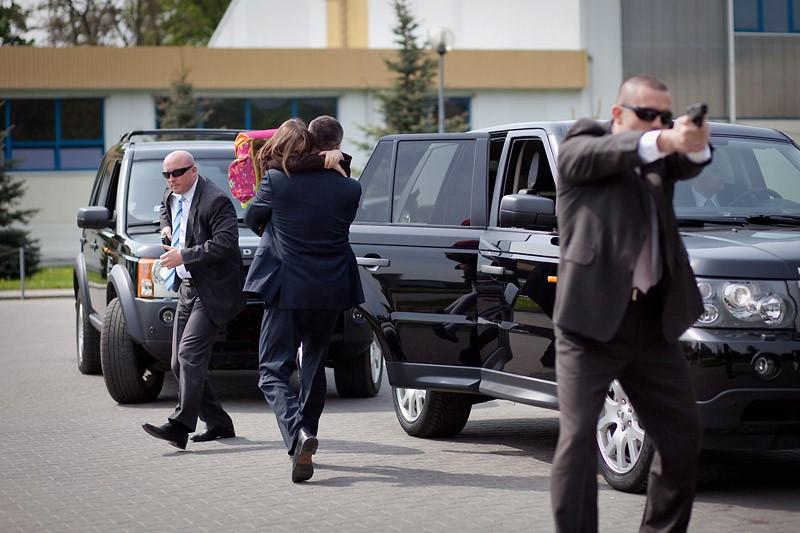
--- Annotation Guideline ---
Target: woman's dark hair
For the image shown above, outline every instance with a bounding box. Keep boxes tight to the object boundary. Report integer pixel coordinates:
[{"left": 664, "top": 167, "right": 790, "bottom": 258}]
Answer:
[{"left": 255, "top": 118, "right": 312, "bottom": 175}]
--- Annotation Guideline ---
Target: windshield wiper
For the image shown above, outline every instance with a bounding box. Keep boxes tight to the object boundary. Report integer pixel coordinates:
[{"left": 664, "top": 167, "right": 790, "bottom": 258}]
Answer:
[
  {"left": 677, "top": 217, "right": 745, "bottom": 227},
  {"left": 744, "top": 215, "right": 800, "bottom": 226}
]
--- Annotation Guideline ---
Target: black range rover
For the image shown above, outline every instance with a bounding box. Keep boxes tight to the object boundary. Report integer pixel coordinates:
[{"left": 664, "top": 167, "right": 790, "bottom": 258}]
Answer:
[
  {"left": 351, "top": 121, "right": 800, "bottom": 492},
  {"left": 74, "top": 129, "right": 382, "bottom": 404}
]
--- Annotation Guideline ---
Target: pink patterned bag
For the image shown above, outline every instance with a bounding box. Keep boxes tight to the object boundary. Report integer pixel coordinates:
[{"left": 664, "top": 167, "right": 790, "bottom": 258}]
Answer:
[{"left": 228, "top": 129, "right": 276, "bottom": 206}]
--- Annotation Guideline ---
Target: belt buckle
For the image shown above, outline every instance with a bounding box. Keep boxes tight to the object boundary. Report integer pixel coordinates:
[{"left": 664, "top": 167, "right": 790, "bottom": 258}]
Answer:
[{"left": 632, "top": 288, "right": 639, "bottom": 301}]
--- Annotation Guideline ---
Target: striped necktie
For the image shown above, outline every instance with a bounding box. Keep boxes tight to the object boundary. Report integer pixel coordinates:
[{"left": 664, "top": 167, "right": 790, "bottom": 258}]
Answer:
[{"left": 165, "top": 195, "right": 183, "bottom": 289}]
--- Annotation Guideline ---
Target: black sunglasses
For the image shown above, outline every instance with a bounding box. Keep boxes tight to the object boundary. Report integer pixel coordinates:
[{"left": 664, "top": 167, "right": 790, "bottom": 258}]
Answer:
[
  {"left": 162, "top": 166, "right": 193, "bottom": 179},
  {"left": 621, "top": 104, "right": 673, "bottom": 126}
]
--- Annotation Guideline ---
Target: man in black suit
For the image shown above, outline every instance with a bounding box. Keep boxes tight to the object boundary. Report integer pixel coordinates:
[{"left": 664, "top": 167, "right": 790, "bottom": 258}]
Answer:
[
  {"left": 244, "top": 117, "right": 364, "bottom": 482},
  {"left": 142, "top": 150, "right": 245, "bottom": 449},
  {"left": 551, "top": 76, "right": 711, "bottom": 532}
]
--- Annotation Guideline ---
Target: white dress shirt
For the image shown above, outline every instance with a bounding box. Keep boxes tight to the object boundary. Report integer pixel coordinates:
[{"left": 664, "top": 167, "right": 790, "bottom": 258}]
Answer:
[{"left": 170, "top": 178, "right": 198, "bottom": 279}]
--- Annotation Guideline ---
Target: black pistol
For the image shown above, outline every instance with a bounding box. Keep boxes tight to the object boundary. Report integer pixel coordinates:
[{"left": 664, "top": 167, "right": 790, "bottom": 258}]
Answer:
[{"left": 686, "top": 103, "right": 708, "bottom": 128}]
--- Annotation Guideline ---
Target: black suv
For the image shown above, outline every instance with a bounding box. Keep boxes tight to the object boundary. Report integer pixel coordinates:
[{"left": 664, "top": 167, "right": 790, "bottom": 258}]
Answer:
[
  {"left": 74, "top": 129, "right": 382, "bottom": 403},
  {"left": 352, "top": 122, "right": 800, "bottom": 492}
]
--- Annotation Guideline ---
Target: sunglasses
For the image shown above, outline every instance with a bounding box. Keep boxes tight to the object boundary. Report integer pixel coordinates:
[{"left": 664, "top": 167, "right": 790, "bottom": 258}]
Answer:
[
  {"left": 162, "top": 166, "right": 193, "bottom": 179},
  {"left": 621, "top": 104, "right": 673, "bottom": 126}
]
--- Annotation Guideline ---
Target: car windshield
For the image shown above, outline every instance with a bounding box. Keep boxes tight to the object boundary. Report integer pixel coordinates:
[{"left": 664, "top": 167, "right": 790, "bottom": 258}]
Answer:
[
  {"left": 126, "top": 158, "right": 244, "bottom": 230},
  {"left": 673, "top": 136, "right": 800, "bottom": 219}
]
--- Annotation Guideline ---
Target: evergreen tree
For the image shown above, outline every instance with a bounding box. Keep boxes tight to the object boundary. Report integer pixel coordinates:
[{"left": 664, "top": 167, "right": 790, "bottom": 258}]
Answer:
[
  {"left": 0, "top": 104, "right": 40, "bottom": 279},
  {"left": 157, "top": 70, "right": 208, "bottom": 129},
  {"left": 359, "top": 0, "right": 467, "bottom": 150}
]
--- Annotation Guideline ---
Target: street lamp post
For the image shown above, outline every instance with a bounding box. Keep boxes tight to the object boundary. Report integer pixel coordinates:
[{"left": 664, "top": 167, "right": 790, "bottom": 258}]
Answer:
[{"left": 428, "top": 27, "right": 455, "bottom": 133}]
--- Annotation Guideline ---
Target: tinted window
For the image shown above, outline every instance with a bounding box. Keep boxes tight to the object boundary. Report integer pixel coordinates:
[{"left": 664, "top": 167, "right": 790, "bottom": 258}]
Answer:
[
  {"left": 354, "top": 141, "right": 392, "bottom": 223},
  {"left": 734, "top": 0, "right": 760, "bottom": 30},
  {"left": 126, "top": 158, "right": 243, "bottom": 228},
  {"left": 501, "top": 138, "right": 556, "bottom": 199},
  {"left": 673, "top": 137, "right": 800, "bottom": 216},
  {"left": 392, "top": 140, "right": 475, "bottom": 226},
  {"left": 204, "top": 98, "right": 246, "bottom": 129},
  {"left": 252, "top": 98, "right": 292, "bottom": 129},
  {"left": 763, "top": 0, "right": 789, "bottom": 32}
]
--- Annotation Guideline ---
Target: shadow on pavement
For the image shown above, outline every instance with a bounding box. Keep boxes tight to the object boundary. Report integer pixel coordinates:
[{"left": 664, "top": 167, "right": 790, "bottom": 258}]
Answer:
[{"left": 312, "top": 463, "right": 549, "bottom": 491}]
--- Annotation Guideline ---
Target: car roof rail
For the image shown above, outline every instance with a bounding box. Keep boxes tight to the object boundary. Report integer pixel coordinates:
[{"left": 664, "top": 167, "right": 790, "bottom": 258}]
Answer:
[{"left": 119, "top": 129, "right": 239, "bottom": 143}]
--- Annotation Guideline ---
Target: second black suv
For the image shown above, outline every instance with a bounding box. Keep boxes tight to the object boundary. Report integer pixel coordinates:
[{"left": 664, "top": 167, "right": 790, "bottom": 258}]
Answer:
[{"left": 74, "top": 129, "right": 383, "bottom": 403}]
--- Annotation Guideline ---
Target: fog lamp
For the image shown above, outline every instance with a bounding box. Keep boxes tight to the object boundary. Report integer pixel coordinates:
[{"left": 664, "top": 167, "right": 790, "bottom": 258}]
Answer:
[
  {"left": 752, "top": 353, "right": 780, "bottom": 380},
  {"left": 160, "top": 308, "right": 175, "bottom": 325},
  {"left": 351, "top": 308, "right": 365, "bottom": 324}
]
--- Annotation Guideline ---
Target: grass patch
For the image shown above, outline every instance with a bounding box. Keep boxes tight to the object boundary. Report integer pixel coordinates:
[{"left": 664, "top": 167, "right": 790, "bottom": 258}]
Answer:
[{"left": 0, "top": 266, "right": 74, "bottom": 290}]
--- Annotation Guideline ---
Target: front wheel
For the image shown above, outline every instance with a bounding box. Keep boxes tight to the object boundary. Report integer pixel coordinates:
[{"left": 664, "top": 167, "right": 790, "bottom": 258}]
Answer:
[
  {"left": 334, "top": 334, "right": 384, "bottom": 398},
  {"left": 596, "top": 380, "right": 654, "bottom": 493},
  {"left": 392, "top": 387, "right": 472, "bottom": 438},
  {"left": 100, "top": 297, "right": 164, "bottom": 404}
]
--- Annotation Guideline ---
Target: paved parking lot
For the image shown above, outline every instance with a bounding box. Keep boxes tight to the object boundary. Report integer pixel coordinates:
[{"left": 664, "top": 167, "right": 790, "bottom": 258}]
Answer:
[{"left": 1, "top": 298, "right": 799, "bottom": 532}]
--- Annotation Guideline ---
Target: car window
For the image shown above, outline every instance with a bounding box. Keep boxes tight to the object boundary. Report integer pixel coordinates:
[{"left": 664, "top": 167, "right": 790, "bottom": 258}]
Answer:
[
  {"left": 392, "top": 140, "right": 475, "bottom": 226},
  {"left": 674, "top": 137, "right": 800, "bottom": 217},
  {"left": 126, "top": 158, "right": 244, "bottom": 228},
  {"left": 92, "top": 160, "right": 116, "bottom": 208},
  {"left": 354, "top": 141, "right": 392, "bottom": 223},
  {"left": 501, "top": 137, "right": 555, "bottom": 200}
]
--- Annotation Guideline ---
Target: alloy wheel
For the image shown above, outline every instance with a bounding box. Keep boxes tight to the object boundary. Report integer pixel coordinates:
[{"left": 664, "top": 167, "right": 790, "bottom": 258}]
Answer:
[
  {"left": 597, "top": 380, "right": 645, "bottom": 474},
  {"left": 395, "top": 387, "right": 427, "bottom": 423}
]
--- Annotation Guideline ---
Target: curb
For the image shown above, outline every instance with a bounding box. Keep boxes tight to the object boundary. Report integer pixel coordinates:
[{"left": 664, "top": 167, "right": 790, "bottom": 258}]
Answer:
[{"left": 0, "top": 289, "right": 73, "bottom": 300}]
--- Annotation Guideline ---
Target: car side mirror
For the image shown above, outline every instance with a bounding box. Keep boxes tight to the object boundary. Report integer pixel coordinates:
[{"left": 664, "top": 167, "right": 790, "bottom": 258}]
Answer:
[
  {"left": 77, "top": 207, "right": 113, "bottom": 229},
  {"left": 499, "top": 194, "right": 556, "bottom": 230}
]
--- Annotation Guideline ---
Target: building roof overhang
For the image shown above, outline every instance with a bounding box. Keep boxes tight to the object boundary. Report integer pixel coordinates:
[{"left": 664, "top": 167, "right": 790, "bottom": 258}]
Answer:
[{"left": 0, "top": 46, "right": 587, "bottom": 92}]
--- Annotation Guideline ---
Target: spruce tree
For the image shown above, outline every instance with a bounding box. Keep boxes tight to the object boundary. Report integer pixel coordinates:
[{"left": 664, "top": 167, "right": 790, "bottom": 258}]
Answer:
[
  {"left": 0, "top": 104, "right": 40, "bottom": 279},
  {"left": 360, "top": 0, "right": 467, "bottom": 149},
  {"left": 158, "top": 70, "right": 208, "bottom": 128}
]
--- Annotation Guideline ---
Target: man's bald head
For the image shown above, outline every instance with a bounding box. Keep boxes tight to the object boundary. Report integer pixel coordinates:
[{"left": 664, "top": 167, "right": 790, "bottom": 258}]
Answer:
[
  {"left": 163, "top": 150, "right": 198, "bottom": 195},
  {"left": 615, "top": 75, "right": 669, "bottom": 105},
  {"left": 611, "top": 75, "right": 672, "bottom": 134}
]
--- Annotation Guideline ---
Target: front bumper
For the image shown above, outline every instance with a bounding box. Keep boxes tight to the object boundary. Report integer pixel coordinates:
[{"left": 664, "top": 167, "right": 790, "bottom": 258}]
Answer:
[
  {"left": 135, "top": 298, "right": 373, "bottom": 369},
  {"left": 680, "top": 327, "right": 800, "bottom": 450}
]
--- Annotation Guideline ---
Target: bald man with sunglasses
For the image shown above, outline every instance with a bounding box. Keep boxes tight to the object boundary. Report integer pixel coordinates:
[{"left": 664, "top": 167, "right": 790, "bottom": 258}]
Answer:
[
  {"left": 551, "top": 75, "right": 711, "bottom": 533},
  {"left": 142, "top": 150, "right": 245, "bottom": 450}
]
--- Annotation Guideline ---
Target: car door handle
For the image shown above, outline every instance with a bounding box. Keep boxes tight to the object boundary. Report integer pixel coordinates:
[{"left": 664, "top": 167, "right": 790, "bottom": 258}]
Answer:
[
  {"left": 478, "top": 264, "right": 513, "bottom": 276},
  {"left": 89, "top": 242, "right": 99, "bottom": 251},
  {"left": 357, "top": 256, "right": 391, "bottom": 269}
]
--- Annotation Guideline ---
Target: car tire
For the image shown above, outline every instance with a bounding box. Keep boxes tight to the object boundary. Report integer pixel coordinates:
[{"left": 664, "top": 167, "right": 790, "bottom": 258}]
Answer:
[
  {"left": 333, "top": 334, "right": 384, "bottom": 398},
  {"left": 75, "top": 296, "right": 102, "bottom": 375},
  {"left": 596, "top": 380, "right": 654, "bottom": 493},
  {"left": 100, "top": 297, "right": 164, "bottom": 404},
  {"left": 392, "top": 387, "right": 473, "bottom": 438}
]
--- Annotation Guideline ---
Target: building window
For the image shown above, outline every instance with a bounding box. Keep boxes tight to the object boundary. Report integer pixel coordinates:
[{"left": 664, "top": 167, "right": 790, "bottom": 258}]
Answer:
[
  {"left": 3, "top": 98, "right": 104, "bottom": 171},
  {"left": 157, "top": 97, "right": 338, "bottom": 130},
  {"left": 432, "top": 97, "right": 472, "bottom": 130},
  {"left": 734, "top": 0, "right": 800, "bottom": 33}
]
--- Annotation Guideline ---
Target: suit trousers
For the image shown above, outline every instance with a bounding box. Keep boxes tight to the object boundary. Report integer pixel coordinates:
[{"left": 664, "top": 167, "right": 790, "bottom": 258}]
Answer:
[
  {"left": 551, "top": 285, "right": 701, "bottom": 533},
  {"left": 168, "top": 283, "right": 233, "bottom": 433},
  {"left": 258, "top": 306, "right": 339, "bottom": 454}
]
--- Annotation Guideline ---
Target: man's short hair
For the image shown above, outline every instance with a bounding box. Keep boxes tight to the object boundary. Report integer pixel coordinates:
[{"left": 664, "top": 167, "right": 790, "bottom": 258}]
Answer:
[
  {"left": 308, "top": 115, "right": 344, "bottom": 150},
  {"left": 616, "top": 75, "right": 669, "bottom": 102}
]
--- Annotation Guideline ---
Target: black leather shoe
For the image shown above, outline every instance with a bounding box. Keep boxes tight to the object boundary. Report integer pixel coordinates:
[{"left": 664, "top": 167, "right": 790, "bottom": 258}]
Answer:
[
  {"left": 142, "top": 421, "right": 188, "bottom": 450},
  {"left": 291, "top": 428, "right": 318, "bottom": 483},
  {"left": 190, "top": 426, "right": 236, "bottom": 442}
]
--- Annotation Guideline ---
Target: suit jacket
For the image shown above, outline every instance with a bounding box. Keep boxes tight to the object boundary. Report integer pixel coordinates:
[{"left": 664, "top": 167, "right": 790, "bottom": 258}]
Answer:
[
  {"left": 242, "top": 166, "right": 364, "bottom": 310},
  {"left": 160, "top": 176, "right": 246, "bottom": 326},
  {"left": 554, "top": 119, "right": 708, "bottom": 343}
]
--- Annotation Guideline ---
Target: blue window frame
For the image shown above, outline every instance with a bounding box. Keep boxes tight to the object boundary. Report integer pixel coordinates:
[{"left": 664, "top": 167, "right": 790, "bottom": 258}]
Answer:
[
  {"left": 3, "top": 98, "right": 105, "bottom": 171},
  {"left": 156, "top": 97, "right": 339, "bottom": 130},
  {"left": 735, "top": 0, "right": 800, "bottom": 32}
]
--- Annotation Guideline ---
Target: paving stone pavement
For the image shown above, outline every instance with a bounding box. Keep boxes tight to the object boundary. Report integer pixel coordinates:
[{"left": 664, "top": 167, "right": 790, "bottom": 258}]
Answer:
[{"left": 0, "top": 299, "right": 798, "bottom": 532}]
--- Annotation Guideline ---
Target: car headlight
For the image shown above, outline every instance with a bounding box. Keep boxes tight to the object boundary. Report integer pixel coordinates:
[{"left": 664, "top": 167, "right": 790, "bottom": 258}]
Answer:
[
  {"left": 694, "top": 278, "right": 796, "bottom": 328},
  {"left": 137, "top": 258, "right": 176, "bottom": 298}
]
